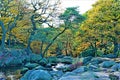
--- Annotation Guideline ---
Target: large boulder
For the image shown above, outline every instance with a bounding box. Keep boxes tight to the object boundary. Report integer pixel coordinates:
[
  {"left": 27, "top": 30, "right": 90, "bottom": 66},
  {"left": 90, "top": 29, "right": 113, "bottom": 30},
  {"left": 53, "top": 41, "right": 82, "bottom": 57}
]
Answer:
[
  {"left": 4, "top": 57, "right": 23, "bottom": 66},
  {"left": 50, "top": 71, "right": 64, "bottom": 80},
  {"left": 59, "top": 71, "right": 97, "bottom": 80},
  {"left": 20, "top": 70, "right": 52, "bottom": 80},
  {"left": 111, "top": 63, "right": 120, "bottom": 71},
  {"left": 100, "top": 61, "right": 116, "bottom": 68}
]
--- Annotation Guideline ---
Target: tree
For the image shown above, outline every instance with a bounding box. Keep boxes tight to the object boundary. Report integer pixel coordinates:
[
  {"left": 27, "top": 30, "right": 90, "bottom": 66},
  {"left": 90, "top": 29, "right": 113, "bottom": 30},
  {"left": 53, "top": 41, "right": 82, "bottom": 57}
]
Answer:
[
  {"left": 25, "top": 0, "right": 70, "bottom": 57},
  {"left": 0, "top": 0, "right": 23, "bottom": 49},
  {"left": 59, "top": 7, "right": 85, "bottom": 56},
  {"left": 77, "top": 0, "right": 120, "bottom": 56}
]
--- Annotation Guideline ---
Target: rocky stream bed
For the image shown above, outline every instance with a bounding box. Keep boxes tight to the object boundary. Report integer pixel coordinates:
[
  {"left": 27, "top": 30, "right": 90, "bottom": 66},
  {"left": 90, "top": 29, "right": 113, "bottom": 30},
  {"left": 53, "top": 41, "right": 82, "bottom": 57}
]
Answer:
[{"left": 0, "top": 49, "right": 120, "bottom": 80}]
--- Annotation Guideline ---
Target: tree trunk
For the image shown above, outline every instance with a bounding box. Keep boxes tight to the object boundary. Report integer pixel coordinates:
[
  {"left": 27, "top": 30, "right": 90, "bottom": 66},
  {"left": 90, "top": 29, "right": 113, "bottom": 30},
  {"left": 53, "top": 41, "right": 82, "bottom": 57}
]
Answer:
[
  {"left": 0, "top": 21, "right": 6, "bottom": 50},
  {"left": 40, "top": 41, "right": 44, "bottom": 54},
  {"left": 1, "top": 31, "right": 6, "bottom": 50},
  {"left": 113, "top": 41, "right": 118, "bottom": 55},
  {"left": 27, "top": 15, "right": 37, "bottom": 53},
  {"left": 42, "top": 28, "right": 67, "bottom": 57}
]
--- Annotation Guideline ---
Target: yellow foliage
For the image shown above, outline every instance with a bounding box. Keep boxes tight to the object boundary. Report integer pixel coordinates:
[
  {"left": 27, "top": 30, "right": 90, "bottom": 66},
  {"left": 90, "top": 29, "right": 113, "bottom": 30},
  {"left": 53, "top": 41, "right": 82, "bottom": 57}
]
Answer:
[
  {"left": 30, "top": 41, "right": 41, "bottom": 54},
  {"left": 75, "top": 42, "right": 90, "bottom": 55}
]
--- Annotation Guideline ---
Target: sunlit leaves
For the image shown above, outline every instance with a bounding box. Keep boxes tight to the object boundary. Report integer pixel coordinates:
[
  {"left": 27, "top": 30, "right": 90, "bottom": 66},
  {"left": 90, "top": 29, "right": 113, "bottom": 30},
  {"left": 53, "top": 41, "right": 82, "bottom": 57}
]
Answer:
[{"left": 76, "top": 0, "right": 120, "bottom": 54}]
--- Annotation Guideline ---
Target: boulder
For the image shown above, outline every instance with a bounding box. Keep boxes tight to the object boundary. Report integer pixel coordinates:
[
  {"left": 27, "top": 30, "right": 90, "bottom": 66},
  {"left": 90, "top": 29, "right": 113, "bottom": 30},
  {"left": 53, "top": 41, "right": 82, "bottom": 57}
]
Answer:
[
  {"left": 38, "top": 58, "right": 48, "bottom": 66},
  {"left": 50, "top": 71, "right": 64, "bottom": 80},
  {"left": 20, "top": 70, "right": 52, "bottom": 80},
  {"left": 72, "top": 66, "right": 88, "bottom": 73},
  {"left": 81, "top": 56, "right": 92, "bottom": 65},
  {"left": 57, "top": 56, "right": 73, "bottom": 64},
  {"left": 88, "top": 64, "right": 99, "bottom": 71},
  {"left": 34, "top": 65, "right": 45, "bottom": 70},
  {"left": 109, "top": 74, "right": 119, "bottom": 80},
  {"left": 113, "top": 71, "right": 120, "bottom": 79},
  {"left": 25, "top": 63, "right": 39, "bottom": 69},
  {"left": 5, "top": 57, "right": 23, "bottom": 66},
  {"left": 103, "top": 54, "right": 118, "bottom": 58},
  {"left": 100, "top": 61, "right": 116, "bottom": 68},
  {"left": 94, "top": 72, "right": 110, "bottom": 80},
  {"left": 47, "top": 56, "right": 58, "bottom": 63},
  {"left": 20, "top": 67, "right": 29, "bottom": 74},
  {"left": 0, "top": 72, "right": 6, "bottom": 80},
  {"left": 59, "top": 71, "right": 97, "bottom": 80},
  {"left": 29, "top": 54, "right": 42, "bottom": 63},
  {"left": 111, "top": 63, "right": 120, "bottom": 71},
  {"left": 91, "top": 57, "right": 104, "bottom": 64}
]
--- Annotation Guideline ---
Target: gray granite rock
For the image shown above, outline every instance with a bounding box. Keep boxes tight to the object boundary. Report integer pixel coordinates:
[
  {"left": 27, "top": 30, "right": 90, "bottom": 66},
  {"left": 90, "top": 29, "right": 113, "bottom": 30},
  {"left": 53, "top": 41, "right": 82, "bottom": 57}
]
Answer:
[{"left": 20, "top": 70, "right": 52, "bottom": 80}]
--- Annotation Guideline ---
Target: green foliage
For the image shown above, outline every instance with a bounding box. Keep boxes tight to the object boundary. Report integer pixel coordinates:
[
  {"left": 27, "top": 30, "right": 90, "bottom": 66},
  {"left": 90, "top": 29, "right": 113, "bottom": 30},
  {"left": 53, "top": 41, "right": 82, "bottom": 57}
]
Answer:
[
  {"left": 59, "top": 7, "right": 85, "bottom": 23},
  {"left": 76, "top": 0, "right": 120, "bottom": 55},
  {"left": 58, "top": 7, "right": 85, "bottom": 56},
  {"left": 31, "top": 28, "right": 58, "bottom": 42}
]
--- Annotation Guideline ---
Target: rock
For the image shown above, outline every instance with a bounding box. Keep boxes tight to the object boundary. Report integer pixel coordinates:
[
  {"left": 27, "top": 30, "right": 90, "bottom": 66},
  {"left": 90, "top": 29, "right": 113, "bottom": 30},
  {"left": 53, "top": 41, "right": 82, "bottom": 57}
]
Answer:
[
  {"left": 88, "top": 64, "right": 99, "bottom": 71},
  {"left": 104, "top": 54, "right": 118, "bottom": 58},
  {"left": 59, "top": 71, "right": 97, "bottom": 80},
  {"left": 20, "top": 68, "right": 29, "bottom": 74},
  {"left": 47, "top": 56, "right": 58, "bottom": 63},
  {"left": 7, "top": 75, "right": 17, "bottom": 80},
  {"left": 0, "top": 72, "right": 6, "bottom": 80},
  {"left": 113, "top": 71, "right": 120, "bottom": 79},
  {"left": 72, "top": 66, "right": 88, "bottom": 73},
  {"left": 111, "top": 63, "right": 120, "bottom": 71},
  {"left": 46, "top": 63, "right": 52, "bottom": 68},
  {"left": 100, "top": 61, "right": 116, "bottom": 68},
  {"left": 65, "top": 62, "right": 83, "bottom": 71},
  {"left": 10, "top": 50, "right": 21, "bottom": 57},
  {"left": 25, "top": 63, "right": 39, "bottom": 69},
  {"left": 29, "top": 54, "right": 42, "bottom": 63},
  {"left": 20, "top": 70, "right": 52, "bottom": 80},
  {"left": 81, "top": 56, "right": 92, "bottom": 65},
  {"left": 50, "top": 71, "right": 64, "bottom": 80},
  {"left": 109, "top": 74, "right": 119, "bottom": 80},
  {"left": 5, "top": 57, "right": 23, "bottom": 66},
  {"left": 38, "top": 58, "right": 48, "bottom": 66},
  {"left": 34, "top": 65, "right": 45, "bottom": 70},
  {"left": 91, "top": 57, "right": 104, "bottom": 64},
  {"left": 62, "top": 72, "right": 77, "bottom": 77},
  {"left": 56, "top": 55, "right": 64, "bottom": 58},
  {"left": 94, "top": 72, "right": 110, "bottom": 80},
  {"left": 57, "top": 56, "right": 73, "bottom": 64},
  {"left": 114, "top": 58, "right": 120, "bottom": 63},
  {"left": 59, "top": 75, "right": 84, "bottom": 80}
]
